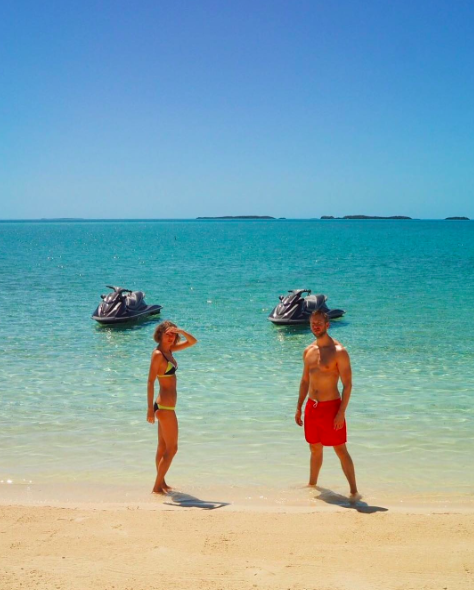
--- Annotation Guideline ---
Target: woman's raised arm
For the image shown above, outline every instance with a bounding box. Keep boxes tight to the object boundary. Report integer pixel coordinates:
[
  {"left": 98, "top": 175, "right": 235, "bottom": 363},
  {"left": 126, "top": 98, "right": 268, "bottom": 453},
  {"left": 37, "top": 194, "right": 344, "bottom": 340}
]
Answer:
[{"left": 170, "top": 328, "right": 197, "bottom": 352}]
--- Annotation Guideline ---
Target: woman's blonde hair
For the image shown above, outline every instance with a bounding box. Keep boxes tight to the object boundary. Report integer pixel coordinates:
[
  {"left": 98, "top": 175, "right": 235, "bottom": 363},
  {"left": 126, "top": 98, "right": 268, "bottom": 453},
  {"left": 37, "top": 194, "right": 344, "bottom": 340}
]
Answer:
[{"left": 153, "top": 320, "right": 181, "bottom": 344}]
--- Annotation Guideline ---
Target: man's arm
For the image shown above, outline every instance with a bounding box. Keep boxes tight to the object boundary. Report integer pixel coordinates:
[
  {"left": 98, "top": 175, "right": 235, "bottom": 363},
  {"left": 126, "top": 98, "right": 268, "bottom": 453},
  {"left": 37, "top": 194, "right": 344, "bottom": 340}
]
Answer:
[
  {"left": 334, "top": 348, "right": 352, "bottom": 430},
  {"left": 295, "top": 349, "right": 310, "bottom": 426}
]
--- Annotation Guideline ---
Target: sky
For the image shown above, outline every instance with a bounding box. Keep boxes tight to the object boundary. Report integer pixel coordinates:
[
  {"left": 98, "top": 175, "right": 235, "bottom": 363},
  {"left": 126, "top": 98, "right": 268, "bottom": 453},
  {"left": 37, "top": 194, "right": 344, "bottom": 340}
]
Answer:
[{"left": 1, "top": 1, "right": 473, "bottom": 219}]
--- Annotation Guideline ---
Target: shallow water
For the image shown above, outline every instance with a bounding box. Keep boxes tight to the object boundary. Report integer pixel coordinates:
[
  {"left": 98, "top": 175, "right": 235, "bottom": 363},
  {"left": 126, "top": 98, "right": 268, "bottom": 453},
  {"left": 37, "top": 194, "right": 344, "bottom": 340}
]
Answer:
[{"left": 1, "top": 219, "right": 473, "bottom": 495}]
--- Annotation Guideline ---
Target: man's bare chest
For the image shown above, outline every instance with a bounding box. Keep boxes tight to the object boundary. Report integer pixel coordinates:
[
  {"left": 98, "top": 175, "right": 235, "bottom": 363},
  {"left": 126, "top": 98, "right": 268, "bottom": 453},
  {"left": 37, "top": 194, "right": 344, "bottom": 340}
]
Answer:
[{"left": 307, "top": 349, "right": 338, "bottom": 373}]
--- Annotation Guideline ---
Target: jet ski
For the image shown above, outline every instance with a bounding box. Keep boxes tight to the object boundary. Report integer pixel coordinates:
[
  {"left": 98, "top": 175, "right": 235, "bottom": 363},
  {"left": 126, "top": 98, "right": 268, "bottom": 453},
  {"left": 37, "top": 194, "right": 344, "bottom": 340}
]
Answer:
[
  {"left": 268, "top": 289, "right": 345, "bottom": 325},
  {"left": 92, "top": 286, "right": 162, "bottom": 325}
]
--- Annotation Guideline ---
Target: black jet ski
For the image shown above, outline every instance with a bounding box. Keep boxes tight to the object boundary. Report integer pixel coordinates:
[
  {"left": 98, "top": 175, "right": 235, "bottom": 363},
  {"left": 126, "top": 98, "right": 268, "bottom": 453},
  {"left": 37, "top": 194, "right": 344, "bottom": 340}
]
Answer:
[
  {"left": 268, "top": 289, "right": 345, "bottom": 325},
  {"left": 92, "top": 286, "right": 162, "bottom": 325}
]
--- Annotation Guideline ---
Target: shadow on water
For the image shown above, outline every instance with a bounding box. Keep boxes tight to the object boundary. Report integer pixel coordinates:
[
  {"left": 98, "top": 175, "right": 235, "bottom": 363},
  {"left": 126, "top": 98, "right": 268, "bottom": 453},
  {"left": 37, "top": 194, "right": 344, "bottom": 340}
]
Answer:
[
  {"left": 163, "top": 491, "right": 229, "bottom": 510},
  {"left": 269, "top": 318, "right": 349, "bottom": 340},
  {"left": 93, "top": 315, "right": 162, "bottom": 333},
  {"left": 271, "top": 323, "right": 311, "bottom": 333},
  {"left": 314, "top": 487, "right": 388, "bottom": 514}
]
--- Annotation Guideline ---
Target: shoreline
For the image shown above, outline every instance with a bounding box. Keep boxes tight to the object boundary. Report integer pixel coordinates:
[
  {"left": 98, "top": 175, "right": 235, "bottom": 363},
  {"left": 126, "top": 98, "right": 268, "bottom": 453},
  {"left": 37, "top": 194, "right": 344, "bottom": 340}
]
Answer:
[{"left": 2, "top": 481, "right": 473, "bottom": 514}]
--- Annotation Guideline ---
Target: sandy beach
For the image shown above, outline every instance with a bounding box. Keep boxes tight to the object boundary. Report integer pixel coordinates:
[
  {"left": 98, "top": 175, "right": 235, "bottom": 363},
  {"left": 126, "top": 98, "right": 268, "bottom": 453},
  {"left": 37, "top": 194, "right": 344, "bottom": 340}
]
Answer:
[{"left": 2, "top": 494, "right": 473, "bottom": 590}]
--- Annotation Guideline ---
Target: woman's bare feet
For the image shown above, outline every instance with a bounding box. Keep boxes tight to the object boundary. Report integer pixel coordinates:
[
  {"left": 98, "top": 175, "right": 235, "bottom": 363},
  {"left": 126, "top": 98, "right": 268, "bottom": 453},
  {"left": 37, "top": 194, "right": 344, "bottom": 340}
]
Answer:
[
  {"left": 152, "top": 486, "right": 167, "bottom": 495},
  {"left": 152, "top": 476, "right": 170, "bottom": 495},
  {"left": 349, "top": 492, "right": 362, "bottom": 503}
]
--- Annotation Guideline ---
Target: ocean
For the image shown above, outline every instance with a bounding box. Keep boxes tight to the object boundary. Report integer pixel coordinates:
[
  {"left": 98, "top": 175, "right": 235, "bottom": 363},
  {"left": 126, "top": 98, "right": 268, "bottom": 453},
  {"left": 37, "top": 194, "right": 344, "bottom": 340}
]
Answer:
[{"left": 1, "top": 219, "right": 473, "bottom": 502}]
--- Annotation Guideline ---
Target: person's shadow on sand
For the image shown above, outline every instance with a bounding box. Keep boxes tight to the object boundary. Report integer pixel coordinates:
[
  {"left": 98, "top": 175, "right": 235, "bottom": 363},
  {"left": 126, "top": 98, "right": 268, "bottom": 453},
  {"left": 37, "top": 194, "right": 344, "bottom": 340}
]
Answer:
[
  {"left": 314, "top": 487, "right": 388, "bottom": 513},
  {"left": 163, "top": 491, "right": 229, "bottom": 510}
]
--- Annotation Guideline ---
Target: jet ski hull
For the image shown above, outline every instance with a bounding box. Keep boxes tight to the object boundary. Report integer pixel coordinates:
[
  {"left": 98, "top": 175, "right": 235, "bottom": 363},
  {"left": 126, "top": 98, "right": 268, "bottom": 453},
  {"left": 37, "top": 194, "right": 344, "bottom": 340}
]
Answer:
[
  {"left": 267, "top": 317, "right": 308, "bottom": 325},
  {"left": 92, "top": 305, "right": 162, "bottom": 324}
]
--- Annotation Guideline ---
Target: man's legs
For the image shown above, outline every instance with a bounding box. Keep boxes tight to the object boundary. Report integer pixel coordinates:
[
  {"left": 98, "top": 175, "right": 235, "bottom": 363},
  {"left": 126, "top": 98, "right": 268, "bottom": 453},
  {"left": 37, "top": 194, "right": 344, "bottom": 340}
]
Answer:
[
  {"left": 333, "top": 444, "right": 359, "bottom": 497},
  {"left": 308, "top": 443, "right": 323, "bottom": 486}
]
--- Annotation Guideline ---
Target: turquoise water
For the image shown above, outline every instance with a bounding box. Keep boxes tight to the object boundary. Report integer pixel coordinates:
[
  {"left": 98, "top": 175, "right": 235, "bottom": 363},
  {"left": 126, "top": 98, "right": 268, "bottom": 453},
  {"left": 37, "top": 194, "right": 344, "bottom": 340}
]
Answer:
[{"left": 1, "top": 220, "right": 473, "bottom": 496}]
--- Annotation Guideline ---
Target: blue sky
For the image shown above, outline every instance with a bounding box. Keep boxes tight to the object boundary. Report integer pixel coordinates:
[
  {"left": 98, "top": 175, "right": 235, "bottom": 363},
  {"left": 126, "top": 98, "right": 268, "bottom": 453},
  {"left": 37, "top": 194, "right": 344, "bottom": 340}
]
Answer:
[{"left": 1, "top": 1, "right": 473, "bottom": 219}]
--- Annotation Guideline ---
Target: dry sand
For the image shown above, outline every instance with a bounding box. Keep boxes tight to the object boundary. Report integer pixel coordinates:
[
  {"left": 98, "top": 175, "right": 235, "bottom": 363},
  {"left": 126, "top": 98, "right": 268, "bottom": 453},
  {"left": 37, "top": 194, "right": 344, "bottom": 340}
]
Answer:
[{"left": 1, "top": 501, "right": 473, "bottom": 590}]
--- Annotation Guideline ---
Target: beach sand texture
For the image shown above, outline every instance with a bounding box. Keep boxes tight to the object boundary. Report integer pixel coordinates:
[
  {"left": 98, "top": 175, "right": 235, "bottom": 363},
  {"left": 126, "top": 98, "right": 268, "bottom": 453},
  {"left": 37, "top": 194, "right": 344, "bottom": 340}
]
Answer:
[{"left": 2, "top": 505, "right": 473, "bottom": 590}]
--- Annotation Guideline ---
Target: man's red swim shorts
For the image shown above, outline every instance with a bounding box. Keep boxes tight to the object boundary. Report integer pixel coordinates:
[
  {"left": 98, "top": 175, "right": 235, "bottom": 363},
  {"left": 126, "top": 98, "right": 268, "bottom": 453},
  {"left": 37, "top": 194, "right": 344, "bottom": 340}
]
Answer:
[{"left": 304, "top": 398, "right": 347, "bottom": 446}]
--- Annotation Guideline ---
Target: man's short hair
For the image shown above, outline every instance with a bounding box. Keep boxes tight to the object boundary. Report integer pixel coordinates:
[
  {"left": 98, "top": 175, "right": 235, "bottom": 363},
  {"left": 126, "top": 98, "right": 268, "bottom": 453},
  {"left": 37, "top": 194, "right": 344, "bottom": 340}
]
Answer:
[{"left": 311, "top": 310, "right": 329, "bottom": 322}]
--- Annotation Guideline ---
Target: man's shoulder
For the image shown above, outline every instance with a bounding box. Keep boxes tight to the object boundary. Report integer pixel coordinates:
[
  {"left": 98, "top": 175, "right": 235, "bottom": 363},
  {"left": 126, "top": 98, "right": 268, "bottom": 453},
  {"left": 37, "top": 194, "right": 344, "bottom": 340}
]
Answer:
[
  {"left": 333, "top": 340, "right": 349, "bottom": 357},
  {"left": 303, "top": 342, "right": 318, "bottom": 356}
]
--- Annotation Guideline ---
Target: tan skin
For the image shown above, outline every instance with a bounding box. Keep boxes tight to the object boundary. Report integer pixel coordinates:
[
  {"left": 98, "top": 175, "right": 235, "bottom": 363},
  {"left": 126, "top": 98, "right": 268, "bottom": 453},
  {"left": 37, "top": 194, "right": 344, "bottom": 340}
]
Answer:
[
  {"left": 295, "top": 314, "right": 360, "bottom": 500},
  {"left": 147, "top": 326, "right": 197, "bottom": 494}
]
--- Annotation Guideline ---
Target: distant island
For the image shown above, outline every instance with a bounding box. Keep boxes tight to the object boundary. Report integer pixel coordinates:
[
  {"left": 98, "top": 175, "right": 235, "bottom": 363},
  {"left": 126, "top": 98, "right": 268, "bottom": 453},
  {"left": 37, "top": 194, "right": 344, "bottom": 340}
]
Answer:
[
  {"left": 445, "top": 217, "right": 470, "bottom": 220},
  {"left": 196, "top": 216, "right": 276, "bottom": 219},
  {"left": 321, "top": 215, "right": 412, "bottom": 220}
]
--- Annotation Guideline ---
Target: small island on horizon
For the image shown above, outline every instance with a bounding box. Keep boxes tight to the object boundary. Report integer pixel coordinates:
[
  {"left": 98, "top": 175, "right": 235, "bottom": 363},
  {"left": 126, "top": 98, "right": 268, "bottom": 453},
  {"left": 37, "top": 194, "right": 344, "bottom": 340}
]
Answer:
[
  {"left": 320, "top": 215, "right": 470, "bottom": 220},
  {"left": 321, "top": 215, "right": 413, "bottom": 220}
]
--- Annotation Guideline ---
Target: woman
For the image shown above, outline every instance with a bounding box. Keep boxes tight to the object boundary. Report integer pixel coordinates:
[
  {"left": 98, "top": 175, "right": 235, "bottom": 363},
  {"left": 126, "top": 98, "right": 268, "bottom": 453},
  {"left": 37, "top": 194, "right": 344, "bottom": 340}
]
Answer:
[{"left": 147, "top": 320, "right": 197, "bottom": 494}]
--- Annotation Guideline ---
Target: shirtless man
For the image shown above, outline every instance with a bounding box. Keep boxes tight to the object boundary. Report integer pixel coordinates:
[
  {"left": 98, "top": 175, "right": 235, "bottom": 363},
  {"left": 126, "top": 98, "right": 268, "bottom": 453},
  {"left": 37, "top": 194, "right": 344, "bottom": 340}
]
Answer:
[{"left": 295, "top": 310, "right": 360, "bottom": 501}]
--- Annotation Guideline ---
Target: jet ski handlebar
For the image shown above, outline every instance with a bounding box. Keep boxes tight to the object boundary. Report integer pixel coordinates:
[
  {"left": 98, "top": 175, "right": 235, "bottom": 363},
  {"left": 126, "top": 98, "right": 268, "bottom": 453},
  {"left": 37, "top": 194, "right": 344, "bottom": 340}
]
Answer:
[
  {"left": 289, "top": 289, "right": 311, "bottom": 296},
  {"left": 279, "top": 288, "right": 311, "bottom": 302},
  {"left": 105, "top": 285, "right": 132, "bottom": 294}
]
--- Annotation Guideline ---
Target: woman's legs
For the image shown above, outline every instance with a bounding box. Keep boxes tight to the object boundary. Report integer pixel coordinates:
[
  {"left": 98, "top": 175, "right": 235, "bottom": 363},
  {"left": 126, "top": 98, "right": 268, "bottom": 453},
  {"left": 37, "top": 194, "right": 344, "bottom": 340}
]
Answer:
[
  {"left": 152, "top": 410, "right": 178, "bottom": 494},
  {"left": 155, "top": 421, "right": 171, "bottom": 491}
]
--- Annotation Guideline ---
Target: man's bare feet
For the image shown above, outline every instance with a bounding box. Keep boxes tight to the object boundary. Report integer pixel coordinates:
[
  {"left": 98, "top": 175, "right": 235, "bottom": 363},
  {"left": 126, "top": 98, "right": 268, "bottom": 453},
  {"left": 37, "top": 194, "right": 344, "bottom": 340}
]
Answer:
[{"left": 162, "top": 482, "right": 173, "bottom": 492}]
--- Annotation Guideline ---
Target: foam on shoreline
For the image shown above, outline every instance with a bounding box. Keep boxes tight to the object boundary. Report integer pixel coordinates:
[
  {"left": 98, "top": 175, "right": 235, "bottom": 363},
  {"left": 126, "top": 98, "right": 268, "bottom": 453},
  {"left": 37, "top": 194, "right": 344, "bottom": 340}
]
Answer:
[{"left": 1, "top": 481, "right": 473, "bottom": 514}]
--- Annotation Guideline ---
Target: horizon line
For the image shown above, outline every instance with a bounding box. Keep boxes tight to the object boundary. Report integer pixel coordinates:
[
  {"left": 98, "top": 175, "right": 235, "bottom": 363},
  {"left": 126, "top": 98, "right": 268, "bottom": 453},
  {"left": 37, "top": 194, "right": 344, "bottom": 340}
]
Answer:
[{"left": 0, "top": 217, "right": 471, "bottom": 222}]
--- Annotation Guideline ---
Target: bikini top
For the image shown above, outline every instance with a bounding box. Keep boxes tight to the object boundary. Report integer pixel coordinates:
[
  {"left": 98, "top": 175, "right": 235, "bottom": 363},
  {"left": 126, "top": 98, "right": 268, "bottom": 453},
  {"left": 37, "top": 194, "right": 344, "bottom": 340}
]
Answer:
[{"left": 156, "top": 349, "right": 178, "bottom": 378}]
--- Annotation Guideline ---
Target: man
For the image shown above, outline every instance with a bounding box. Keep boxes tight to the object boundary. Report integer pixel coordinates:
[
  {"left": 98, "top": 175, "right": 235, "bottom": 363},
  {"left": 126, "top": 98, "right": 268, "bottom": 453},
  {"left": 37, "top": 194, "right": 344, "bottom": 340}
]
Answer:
[{"left": 295, "top": 310, "right": 360, "bottom": 501}]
